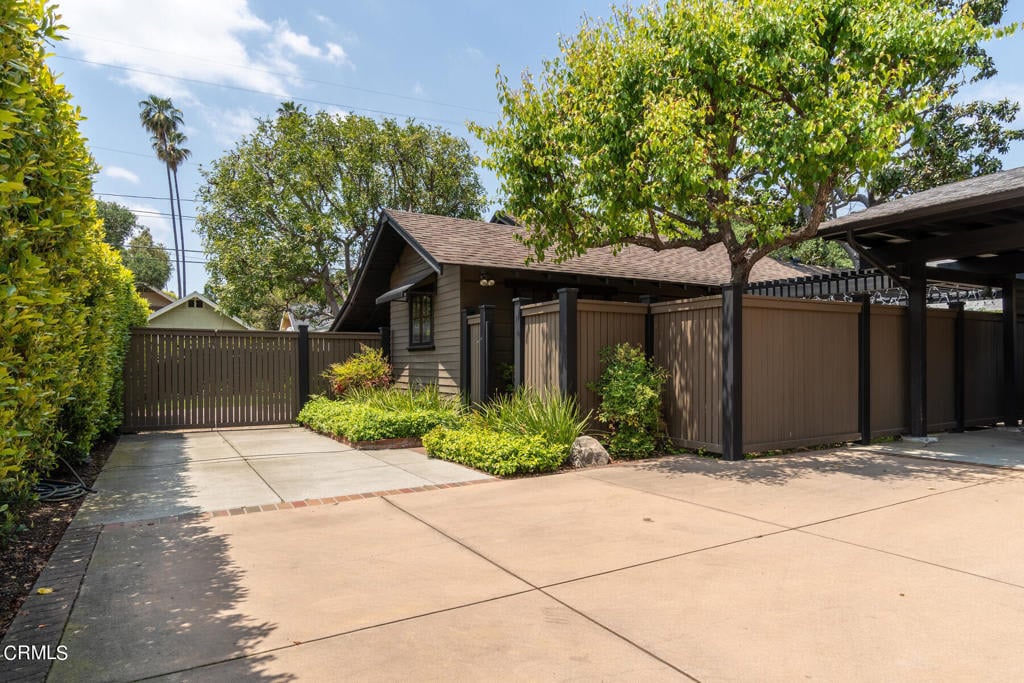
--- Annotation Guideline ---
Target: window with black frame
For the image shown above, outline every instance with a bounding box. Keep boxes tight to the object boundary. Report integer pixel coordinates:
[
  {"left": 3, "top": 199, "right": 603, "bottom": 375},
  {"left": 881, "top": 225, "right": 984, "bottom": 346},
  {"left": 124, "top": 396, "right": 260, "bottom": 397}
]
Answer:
[{"left": 408, "top": 292, "right": 434, "bottom": 349}]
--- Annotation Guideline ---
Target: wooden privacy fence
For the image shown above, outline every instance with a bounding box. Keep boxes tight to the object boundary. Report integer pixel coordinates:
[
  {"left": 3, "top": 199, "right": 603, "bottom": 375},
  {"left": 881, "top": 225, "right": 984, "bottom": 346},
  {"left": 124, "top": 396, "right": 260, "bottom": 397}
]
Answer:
[
  {"left": 122, "top": 328, "right": 380, "bottom": 430},
  {"left": 510, "top": 291, "right": 1009, "bottom": 454}
]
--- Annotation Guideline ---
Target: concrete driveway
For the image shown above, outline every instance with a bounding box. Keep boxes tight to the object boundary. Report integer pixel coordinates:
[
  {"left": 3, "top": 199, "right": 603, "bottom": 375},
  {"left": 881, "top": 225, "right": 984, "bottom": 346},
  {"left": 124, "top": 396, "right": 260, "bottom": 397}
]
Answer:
[{"left": 7, "top": 443, "right": 1024, "bottom": 680}]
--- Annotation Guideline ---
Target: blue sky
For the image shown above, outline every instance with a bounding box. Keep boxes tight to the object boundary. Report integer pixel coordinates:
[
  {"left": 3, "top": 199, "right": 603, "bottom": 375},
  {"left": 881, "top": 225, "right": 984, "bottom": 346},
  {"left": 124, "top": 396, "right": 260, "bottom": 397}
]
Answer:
[{"left": 48, "top": 0, "right": 1024, "bottom": 295}]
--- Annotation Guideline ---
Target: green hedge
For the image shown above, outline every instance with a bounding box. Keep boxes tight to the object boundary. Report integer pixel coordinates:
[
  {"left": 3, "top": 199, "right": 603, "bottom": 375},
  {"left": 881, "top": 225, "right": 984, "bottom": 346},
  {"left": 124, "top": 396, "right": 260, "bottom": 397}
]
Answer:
[
  {"left": 422, "top": 426, "right": 566, "bottom": 476},
  {"left": 1, "top": 1, "right": 150, "bottom": 539},
  {"left": 297, "top": 395, "right": 462, "bottom": 442}
]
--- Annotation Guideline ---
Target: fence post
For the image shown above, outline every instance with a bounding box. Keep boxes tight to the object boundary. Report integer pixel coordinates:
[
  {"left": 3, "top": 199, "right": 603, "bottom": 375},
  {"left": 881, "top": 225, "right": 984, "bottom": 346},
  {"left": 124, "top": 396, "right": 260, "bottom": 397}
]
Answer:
[
  {"left": 558, "top": 288, "right": 579, "bottom": 397},
  {"left": 640, "top": 295, "right": 654, "bottom": 359},
  {"left": 858, "top": 296, "right": 871, "bottom": 445},
  {"left": 721, "top": 285, "right": 743, "bottom": 461},
  {"left": 460, "top": 309, "right": 471, "bottom": 401},
  {"left": 479, "top": 305, "right": 495, "bottom": 400},
  {"left": 512, "top": 297, "right": 531, "bottom": 390},
  {"left": 379, "top": 326, "right": 391, "bottom": 361},
  {"left": 951, "top": 302, "right": 965, "bottom": 432},
  {"left": 297, "top": 324, "right": 310, "bottom": 411}
]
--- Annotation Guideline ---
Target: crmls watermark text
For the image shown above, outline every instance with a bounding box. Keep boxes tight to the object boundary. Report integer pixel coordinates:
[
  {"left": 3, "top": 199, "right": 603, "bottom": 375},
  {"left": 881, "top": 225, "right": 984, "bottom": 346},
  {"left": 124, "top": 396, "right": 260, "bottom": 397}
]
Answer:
[{"left": 3, "top": 644, "right": 69, "bottom": 661}]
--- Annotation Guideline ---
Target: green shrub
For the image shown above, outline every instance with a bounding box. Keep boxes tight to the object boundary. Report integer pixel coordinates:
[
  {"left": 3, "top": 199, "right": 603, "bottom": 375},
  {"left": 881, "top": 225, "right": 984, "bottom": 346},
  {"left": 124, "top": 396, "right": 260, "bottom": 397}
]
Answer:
[
  {"left": 474, "top": 387, "right": 589, "bottom": 449},
  {"left": 297, "top": 390, "right": 463, "bottom": 442},
  {"left": 344, "top": 384, "right": 463, "bottom": 414},
  {"left": 323, "top": 345, "right": 392, "bottom": 397},
  {"left": 589, "top": 343, "right": 668, "bottom": 459},
  {"left": 422, "top": 425, "right": 566, "bottom": 476},
  {"left": 1, "top": 1, "right": 150, "bottom": 540}
]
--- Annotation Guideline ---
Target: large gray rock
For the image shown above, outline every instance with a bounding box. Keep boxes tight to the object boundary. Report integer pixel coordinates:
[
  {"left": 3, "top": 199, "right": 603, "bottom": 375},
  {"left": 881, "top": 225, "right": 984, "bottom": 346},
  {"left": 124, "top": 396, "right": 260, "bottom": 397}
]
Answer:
[{"left": 569, "top": 436, "right": 610, "bottom": 468}]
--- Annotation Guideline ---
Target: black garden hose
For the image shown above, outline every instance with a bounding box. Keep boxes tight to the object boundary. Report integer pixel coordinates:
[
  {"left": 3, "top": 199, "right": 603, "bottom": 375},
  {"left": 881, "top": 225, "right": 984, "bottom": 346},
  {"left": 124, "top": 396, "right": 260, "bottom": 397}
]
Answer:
[{"left": 33, "top": 456, "right": 96, "bottom": 502}]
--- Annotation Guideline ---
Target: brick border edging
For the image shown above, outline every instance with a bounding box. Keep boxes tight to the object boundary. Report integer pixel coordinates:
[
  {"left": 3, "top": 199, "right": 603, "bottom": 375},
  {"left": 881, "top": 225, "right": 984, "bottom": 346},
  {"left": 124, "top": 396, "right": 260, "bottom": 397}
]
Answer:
[{"left": 0, "top": 526, "right": 101, "bottom": 682}]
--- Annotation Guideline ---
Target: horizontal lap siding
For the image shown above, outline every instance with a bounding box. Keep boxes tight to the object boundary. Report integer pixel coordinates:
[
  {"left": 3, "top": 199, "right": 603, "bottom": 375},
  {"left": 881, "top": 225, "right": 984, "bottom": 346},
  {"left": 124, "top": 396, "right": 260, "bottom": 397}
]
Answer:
[
  {"left": 522, "top": 302, "right": 559, "bottom": 396},
  {"left": 389, "top": 248, "right": 460, "bottom": 394},
  {"left": 742, "top": 297, "right": 860, "bottom": 451},
  {"left": 576, "top": 301, "right": 648, "bottom": 417},
  {"left": 652, "top": 297, "right": 721, "bottom": 451}
]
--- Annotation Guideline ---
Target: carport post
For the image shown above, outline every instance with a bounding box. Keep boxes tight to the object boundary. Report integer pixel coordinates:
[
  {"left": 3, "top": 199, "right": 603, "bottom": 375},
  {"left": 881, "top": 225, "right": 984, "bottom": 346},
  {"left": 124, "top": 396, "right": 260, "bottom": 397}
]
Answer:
[
  {"left": 1002, "top": 281, "right": 1020, "bottom": 426},
  {"left": 297, "top": 324, "right": 310, "bottom": 409},
  {"left": 721, "top": 284, "right": 743, "bottom": 461},
  {"left": 907, "top": 263, "right": 928, "bottom": 437},
  {"left": 558, "top": 288, "right": 579, "bottom": 397}
]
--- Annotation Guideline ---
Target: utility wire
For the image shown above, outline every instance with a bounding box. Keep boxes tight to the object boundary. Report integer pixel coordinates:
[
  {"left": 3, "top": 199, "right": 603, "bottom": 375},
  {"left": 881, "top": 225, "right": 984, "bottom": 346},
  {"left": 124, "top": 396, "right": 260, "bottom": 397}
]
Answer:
[
  {"left": 53, "top": 55, "right": 473, "bottom": 127},
  {"left": 64, "top": 31, "right": 497, "bottom": 115},
  {"left": 97, "top": 192, "right": 199, "bottom": 202}
]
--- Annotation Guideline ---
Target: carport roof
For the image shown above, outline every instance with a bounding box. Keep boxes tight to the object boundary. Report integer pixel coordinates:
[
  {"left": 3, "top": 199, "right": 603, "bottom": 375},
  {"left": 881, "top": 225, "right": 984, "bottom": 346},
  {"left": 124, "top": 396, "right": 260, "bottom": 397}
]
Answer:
[{"left": 818, "top": 166, "right": 1024, "bottom": 284}]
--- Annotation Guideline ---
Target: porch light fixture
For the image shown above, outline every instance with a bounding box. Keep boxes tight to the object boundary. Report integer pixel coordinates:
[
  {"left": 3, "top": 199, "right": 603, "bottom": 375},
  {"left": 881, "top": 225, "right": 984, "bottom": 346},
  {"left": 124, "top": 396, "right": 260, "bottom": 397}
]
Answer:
[{"left": 479, "top": 270, "right": 495, "bottom": 287}]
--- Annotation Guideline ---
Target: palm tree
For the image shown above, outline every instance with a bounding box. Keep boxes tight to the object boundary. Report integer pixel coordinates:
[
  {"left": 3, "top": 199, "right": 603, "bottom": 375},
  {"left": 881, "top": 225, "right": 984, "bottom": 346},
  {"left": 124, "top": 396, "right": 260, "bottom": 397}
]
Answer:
[
  {"left": 165, "top": 129, "right": 192, "bottom": 293},
  {"left": 139, "top": 95, "right": 185, "bottom": 295}
]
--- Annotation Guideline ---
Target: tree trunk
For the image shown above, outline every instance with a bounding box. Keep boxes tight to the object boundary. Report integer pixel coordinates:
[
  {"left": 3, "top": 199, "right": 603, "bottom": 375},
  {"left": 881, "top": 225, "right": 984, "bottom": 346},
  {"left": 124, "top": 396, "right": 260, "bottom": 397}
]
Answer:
[
  {"left": 164, "top": 164, "right": 182, "bottom": 296},
  {"left": 172, "top": 168, "right": 188, "bottom": 293}
]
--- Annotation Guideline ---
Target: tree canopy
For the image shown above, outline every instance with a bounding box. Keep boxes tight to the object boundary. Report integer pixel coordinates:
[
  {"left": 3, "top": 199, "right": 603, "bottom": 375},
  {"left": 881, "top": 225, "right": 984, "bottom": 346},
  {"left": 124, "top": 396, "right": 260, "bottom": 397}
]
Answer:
[
  {"left": 475, "top": 0, "right": 1005, "bottom": 284},
  {"left": 122, "top": 227, "right": 171, "bottom": 289},
  {"left": 96, "top": 198, "right": 138, "bottom": 248},
  {"left": 197, "top": 108, "right": 486, "bottom": 327}
]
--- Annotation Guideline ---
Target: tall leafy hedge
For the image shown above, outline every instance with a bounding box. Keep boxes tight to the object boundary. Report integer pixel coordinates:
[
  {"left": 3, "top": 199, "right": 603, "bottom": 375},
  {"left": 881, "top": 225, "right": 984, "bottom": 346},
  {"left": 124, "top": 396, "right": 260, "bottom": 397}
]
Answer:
[{"left": 1, "top": 1, "right": 149, "bottom": 538}]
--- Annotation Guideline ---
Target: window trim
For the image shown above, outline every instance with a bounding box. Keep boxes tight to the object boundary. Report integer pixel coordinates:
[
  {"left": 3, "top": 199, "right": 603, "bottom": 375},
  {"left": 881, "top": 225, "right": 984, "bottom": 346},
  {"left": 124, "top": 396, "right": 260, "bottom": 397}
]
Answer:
[{"left": 407, "top": 290, "right": 435, "bottom": 351}]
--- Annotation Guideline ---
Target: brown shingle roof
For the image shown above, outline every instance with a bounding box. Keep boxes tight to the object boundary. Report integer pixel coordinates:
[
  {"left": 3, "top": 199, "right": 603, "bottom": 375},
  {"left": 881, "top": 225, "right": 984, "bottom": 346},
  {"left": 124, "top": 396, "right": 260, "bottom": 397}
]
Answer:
[{"left": 386, "top": 209, "right": 806, "bottom": 286}]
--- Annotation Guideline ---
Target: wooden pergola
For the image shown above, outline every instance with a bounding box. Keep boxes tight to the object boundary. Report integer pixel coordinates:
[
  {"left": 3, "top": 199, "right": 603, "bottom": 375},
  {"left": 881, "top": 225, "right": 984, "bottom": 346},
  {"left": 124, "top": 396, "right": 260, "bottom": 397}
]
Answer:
[{"left": 721, "top": 167, "right": 1024, "bottom": 460}]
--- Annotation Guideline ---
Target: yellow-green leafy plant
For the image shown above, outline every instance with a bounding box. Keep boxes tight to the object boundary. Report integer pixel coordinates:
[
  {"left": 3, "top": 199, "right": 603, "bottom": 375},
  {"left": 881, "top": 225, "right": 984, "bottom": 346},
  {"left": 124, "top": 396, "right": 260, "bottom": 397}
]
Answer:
[{"left": 322, "top": 345, "right": 392, "bottom": 397}]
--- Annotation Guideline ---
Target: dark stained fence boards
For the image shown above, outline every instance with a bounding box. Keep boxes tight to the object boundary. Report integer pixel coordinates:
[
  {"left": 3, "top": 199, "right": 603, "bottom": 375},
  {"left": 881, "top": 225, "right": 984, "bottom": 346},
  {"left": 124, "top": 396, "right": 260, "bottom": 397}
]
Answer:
[{"left": 122, "top": 328, "right": 379, "bottom": 430}]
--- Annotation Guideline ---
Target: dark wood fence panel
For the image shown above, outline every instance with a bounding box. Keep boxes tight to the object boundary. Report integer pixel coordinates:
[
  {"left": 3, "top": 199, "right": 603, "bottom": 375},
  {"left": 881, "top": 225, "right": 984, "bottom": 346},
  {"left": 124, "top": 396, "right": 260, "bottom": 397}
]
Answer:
[
  {"left": 123, "top": 328, "right": 378, "bottom": 430},
  {"left": 743, "top": 297, "right": 861, "bottom": 451},
  {"left": 651, "top": 297, "right": 722, "bottom": 451},
  {"left": 926, "top": 310, "right": 956, "bottom": 431},
  {"left": 521, "top": 301, "right": 560, "bottom": 397},
  {"left": 309, "top": 332, "right": 381, "bottom": 397},
  {"left": 964, "top": 312, "right": 1003, "bottom": 426},
  {"left": 870, "top": 306, "right": 907, "bottom": 436},
  {"left": 576, "top": 300, "right": 648, "bottom": 417}
]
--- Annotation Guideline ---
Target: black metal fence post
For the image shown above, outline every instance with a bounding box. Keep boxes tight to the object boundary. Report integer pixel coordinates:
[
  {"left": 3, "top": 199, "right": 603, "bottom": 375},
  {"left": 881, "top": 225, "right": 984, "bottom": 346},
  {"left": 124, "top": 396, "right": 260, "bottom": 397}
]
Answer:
[
  {"left": 558, "top": 288, "right": 579, "bottom": 397},
  {"left": 1002, "top": 280, "right": 1019, "bottom": 426},
  {"left": 297, "top": 324, "right": 310, "bottom": 411},
  {"left": 460, "top": 309, "right": 471, "bottom": 401},
  {"left": 512, "top": 297, "right": 531, "bottom": 390},
  {"left": 479, "top": 304, "right": 495, "bottom": 400},
  {"left": 721, "top": 285, "right": 743, "bottom": 461}
]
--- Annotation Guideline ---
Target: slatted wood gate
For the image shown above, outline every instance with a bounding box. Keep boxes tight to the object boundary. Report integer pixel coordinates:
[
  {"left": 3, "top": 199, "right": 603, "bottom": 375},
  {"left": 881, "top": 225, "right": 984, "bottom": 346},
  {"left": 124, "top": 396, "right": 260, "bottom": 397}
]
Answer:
[{"left": 122, "top": 328, "right": 380, "bottom": 430}]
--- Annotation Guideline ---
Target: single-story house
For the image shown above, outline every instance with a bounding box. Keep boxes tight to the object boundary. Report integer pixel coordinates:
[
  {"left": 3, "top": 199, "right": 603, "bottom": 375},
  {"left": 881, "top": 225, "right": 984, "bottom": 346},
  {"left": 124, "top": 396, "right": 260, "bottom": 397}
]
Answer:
[
  {"left": 137, "top": 285, "right": 176, "bottom": 313},
  {"left": 148, "top": 291, "right": 252, "bottom": 331},
  {"left": 330, "top": 209, "right": 806, "bottom": 395}
]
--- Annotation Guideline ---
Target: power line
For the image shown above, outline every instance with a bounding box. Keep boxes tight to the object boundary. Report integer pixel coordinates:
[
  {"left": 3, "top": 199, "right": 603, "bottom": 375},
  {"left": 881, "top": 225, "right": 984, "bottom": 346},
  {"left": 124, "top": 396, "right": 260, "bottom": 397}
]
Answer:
[
  {"left": 91, "top": 145, "right": 153, "bottom": 159},
  {"left": 53, "top": 55, "right": 472, "bottom": 127},
  {"left": 98, "top": 192, "right": 199, "bottom": 202},
  {"left": 65, "top": 31, "right": 497, "bottom": 116},
  {"left": 128, "top": 208, "right": 197, "bottom": 220}
]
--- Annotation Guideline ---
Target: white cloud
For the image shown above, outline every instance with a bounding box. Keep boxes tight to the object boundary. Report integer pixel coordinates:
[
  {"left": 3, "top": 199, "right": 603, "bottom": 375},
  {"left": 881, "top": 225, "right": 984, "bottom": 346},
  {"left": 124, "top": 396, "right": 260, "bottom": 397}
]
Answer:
[
  {"left": 58, "top": 0, "right": 354, "bottom": 101},
  {"left": 464, "top": 46, "right": 485, "bottom": 61},
  {"left": 124, "top": 202, "right": 175, "bottom": 246},
  {"left": 412, "top": 82, "right": 425, "bottom": 96},
  {"left": 103, "top": 165, "right": 140, "bottom": 183},
  {"left": 199, "top": 106, "right": 261, "bottom": 147}
]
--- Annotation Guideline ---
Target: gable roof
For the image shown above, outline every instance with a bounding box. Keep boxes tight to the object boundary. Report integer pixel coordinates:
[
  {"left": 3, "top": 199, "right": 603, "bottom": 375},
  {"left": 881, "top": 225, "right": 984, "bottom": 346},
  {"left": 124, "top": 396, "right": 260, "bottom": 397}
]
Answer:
[
  {"left": 384, "top": 209, "right": 805, "bottom": 287},
  {"left": 331, "top": 210, "right": 809, "bottom": 331},
  {"left": 148, "top": 291, "right": 253, "bottom": 329}
]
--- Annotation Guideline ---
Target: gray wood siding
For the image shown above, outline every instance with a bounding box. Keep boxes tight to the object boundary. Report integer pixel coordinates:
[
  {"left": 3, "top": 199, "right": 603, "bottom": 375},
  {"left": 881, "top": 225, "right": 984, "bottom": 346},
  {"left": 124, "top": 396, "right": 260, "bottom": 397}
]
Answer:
[{"left": 389, "top": 247, "right": 461, "bottom": 394}]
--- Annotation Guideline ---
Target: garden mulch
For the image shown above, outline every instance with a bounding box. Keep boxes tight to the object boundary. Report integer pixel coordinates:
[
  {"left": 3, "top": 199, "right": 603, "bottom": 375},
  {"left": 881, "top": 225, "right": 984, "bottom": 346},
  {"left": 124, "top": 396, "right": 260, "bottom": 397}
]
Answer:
[{"left": 0, "top": 437, "right": 115, "bottom": 639}]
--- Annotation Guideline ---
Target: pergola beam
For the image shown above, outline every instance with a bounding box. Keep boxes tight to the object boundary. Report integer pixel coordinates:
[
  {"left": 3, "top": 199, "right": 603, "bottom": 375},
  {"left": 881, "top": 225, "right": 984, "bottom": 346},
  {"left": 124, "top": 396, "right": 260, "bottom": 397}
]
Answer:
[{"left": 867, "top": 222, "right": 1024, "bottom": 265}]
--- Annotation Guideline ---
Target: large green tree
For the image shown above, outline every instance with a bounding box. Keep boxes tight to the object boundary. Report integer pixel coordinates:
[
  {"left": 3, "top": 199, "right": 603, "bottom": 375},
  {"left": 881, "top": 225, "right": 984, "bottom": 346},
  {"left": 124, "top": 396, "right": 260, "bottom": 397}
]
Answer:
[
  {"left": 122, "top": 227, "right": 171, "bottom": 289},
  {"left": 197, "top": 108, "right": 486, "bottom": 326},
  {"left": 475, "top": 0, "right": 1001, "bottom": 286},
  {"left": 96, "top": 198, "right": 138, "bottom": 248}
]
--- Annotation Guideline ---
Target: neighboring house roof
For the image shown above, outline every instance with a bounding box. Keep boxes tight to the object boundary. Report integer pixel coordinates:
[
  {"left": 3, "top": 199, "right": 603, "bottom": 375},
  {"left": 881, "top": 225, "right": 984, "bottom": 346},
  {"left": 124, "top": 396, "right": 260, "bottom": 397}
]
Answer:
[
  {"left": 138, "top": 285, "right": 176, "bottom": 311},
  {"left": 147, "top": 291, "right": 253, "bottom": 330},
  {"left": 383, "top": 209, "right": 805, "bottom": 287}
]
